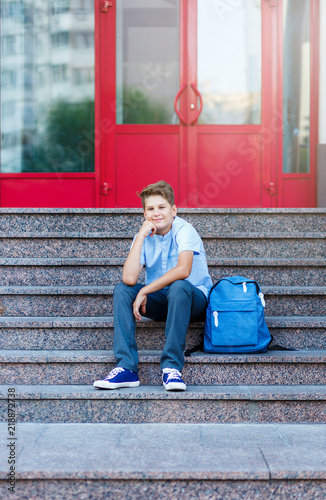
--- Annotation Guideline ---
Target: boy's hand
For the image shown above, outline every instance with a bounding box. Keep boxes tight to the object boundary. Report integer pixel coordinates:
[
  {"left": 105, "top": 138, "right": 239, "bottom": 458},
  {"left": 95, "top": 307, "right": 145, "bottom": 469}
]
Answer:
[
  {"left": 133, "top": 290, "right": 147, "bottom": 322},
  {"left": 139, "top": 220, "right": 157, "bottom": 238}
]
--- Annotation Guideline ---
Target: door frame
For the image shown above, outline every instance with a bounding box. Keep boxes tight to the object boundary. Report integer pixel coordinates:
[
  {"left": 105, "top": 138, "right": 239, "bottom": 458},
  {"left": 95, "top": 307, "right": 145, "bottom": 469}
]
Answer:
[{"left": 276, "top": 0, "right": 319, "bottom": 207}]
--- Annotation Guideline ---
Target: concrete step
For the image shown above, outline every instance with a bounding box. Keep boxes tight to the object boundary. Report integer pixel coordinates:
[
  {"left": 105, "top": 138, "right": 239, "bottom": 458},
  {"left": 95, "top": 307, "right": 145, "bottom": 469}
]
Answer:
[
  {"left": 0, "top": 422, "right": 325, "bottom": 499},
  {"left": 0, "top": 233, "right": 324, "bottom": 259},
  {"left": 0, "top": 257, "right": 324, "bottom": 287},
  {"left": 1, "top": 349, "right": 326, "bottom": 386},
  {"left": 0, "top": 285, "right": 324, "bottom": 317},
  {"left": 1, "top": 384, "right": 326, "bottom": 424},
  {"left": 0, "top": 207, "right": 324, "bottom": 233},
  {"left": 0, "top": 316, "right": 325, "bottom": 351}
]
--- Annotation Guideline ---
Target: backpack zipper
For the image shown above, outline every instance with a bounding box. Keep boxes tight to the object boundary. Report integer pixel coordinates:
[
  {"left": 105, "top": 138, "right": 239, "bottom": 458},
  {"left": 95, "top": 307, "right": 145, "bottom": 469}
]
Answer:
[
  {"left": 242, "top": 282, "right": 247, "bottom": 293},
  {"left": 213, "top": 311, "right": 218, "bottom": 327}
]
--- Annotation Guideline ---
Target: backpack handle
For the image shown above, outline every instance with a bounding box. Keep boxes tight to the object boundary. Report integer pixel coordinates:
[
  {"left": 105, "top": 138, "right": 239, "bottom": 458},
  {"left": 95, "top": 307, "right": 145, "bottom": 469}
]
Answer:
[{"left": 208, "top": 277, "right": 261, "bottom": 300}]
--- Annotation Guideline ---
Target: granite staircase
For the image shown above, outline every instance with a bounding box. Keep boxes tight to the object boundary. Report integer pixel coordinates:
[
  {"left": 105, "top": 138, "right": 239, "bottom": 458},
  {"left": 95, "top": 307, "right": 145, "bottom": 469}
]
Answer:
[{"left": 0, "top": 208, "right": 325, "bottom": 499}]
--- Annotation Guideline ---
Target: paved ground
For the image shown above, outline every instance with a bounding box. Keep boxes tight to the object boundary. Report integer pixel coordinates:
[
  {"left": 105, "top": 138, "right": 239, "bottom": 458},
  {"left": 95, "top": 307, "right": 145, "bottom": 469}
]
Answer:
[{"left": 1, "top": 423, "right": 326, "bottom": 480}]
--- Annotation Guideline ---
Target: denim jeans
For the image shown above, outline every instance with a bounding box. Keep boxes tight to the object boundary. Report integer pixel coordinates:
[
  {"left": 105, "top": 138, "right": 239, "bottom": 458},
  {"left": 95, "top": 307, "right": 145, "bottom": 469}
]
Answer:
[{"left": 113, "top": 280, "right": 207, "bottom": 373}]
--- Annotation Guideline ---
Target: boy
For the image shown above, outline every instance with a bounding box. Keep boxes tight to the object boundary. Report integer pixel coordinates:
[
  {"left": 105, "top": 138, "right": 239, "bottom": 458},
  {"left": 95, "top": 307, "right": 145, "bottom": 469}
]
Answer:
[{"left": 93, "top": 181, "right": 212, "bottom": 391}]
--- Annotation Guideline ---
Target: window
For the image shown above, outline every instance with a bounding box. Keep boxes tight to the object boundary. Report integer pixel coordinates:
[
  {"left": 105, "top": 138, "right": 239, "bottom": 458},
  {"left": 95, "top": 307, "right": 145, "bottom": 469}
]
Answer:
[
  {"left": 1, "top": 0, "right": 95, "bottom": 173},
  {"left": 1, "top": 70, "right": 17, "bottom": 87},
  {"left": 71, "top": 33, "right": 94, "bottom": 48},
  {"left": 1, "top": 35, "right": 18, "bottom": 55},
  {"left": 51, "top": 0, "right": 70, "bottom": 15},
  {"left": 73, "top": 67, "right": 94, "bottom": 85},
  {"left": 51, "top": 32, "right": 69, "bottom": 48}
]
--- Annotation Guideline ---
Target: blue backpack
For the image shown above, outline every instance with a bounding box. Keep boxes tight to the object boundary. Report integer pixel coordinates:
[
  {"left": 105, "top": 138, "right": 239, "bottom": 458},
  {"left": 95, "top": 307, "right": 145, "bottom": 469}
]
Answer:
[{"left": 203, "top": 276, "right": 272, "bottom": 354}]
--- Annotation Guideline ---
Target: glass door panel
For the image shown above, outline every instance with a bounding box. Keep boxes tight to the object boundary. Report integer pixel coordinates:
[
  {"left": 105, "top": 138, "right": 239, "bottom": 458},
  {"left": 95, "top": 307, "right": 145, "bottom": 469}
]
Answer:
[
  {"left": 197, "top": 0, "right": 261, "bottom": 125},
  {"left": 116, "top": 0, "right": 179, "bottom": 124},
  {"left": 282, "top": 0, "right": 310, "bottom": 173}
]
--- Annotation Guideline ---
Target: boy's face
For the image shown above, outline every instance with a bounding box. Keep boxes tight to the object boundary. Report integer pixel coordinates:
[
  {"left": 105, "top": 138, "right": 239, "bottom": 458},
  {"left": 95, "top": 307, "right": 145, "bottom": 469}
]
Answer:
[{"left": 144, "top": 195, "right": 177, "bottom": 236}]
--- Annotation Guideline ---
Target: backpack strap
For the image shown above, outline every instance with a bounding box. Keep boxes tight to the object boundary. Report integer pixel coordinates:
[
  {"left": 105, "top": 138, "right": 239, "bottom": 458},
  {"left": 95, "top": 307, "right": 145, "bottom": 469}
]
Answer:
[
  {"left": 184, "top": 333, "right": 204, "bottom": 357},
  {"left": 185, "top": 334, "right": 296, "bottom": 356},
  {"left": 267, "top": 335, "right": 297, "bottom": 351}
]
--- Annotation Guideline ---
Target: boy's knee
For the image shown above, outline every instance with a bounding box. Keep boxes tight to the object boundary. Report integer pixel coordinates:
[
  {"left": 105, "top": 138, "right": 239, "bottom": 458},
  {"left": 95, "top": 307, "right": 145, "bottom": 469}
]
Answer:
[
  {"left": 113, "top": 282, "right": 128, "bottom": 296},
  {"left": 113, "top": 282, "right": 137, "bottom": 300},
  {"left": 168, "top": 280, "right": 193, "bottom": 300}
]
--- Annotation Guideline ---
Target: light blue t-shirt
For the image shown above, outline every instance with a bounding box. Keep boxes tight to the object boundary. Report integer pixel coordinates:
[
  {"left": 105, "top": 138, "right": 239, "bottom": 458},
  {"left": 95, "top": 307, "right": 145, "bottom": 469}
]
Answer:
[{"left": 131, "top": 216, "right": 212, "bottom": 297}]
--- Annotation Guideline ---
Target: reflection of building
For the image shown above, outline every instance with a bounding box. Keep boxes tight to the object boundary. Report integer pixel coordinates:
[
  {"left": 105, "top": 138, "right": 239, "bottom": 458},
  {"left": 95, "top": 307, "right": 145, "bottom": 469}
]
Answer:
[
  {"left": 1, "top": 1, "right": 26, "bottom": 172},
  {"left": 198, "top": 90, "right": 261, "bottom": 126},
  {"left": 0, "top": 0, "right": 94, "bottom": 173}
]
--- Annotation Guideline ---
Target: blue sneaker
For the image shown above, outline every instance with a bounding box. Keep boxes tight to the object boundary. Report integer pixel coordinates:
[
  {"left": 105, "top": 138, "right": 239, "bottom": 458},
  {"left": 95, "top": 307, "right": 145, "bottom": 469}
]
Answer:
[
  {"left": 162, "top": 368, "right": 186, "bottom": 391},
  {"left": 93, "top": 367, "right": 140, "bottom": 389}
]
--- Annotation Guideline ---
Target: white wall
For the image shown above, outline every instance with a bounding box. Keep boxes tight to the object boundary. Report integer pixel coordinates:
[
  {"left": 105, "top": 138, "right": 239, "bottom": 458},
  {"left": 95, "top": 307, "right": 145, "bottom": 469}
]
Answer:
[
  {"left": 317, "top": 0, "right": 326, "bottom": 206},
  {"left": 320, "top": 0, "right": 326, "bottom": 143}
]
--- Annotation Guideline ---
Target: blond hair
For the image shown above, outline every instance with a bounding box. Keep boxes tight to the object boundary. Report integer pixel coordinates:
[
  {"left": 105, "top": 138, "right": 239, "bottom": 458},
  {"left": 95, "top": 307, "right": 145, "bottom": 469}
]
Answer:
[{"left": 138, "top": 180, "right": 175, "bottom": 209}]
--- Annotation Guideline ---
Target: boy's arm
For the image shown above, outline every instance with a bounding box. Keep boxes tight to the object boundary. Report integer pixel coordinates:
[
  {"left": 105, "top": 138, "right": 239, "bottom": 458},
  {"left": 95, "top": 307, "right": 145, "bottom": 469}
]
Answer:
[
  {"left": 122, "top": 220, "right": 157, "bottom": 286},
  {"left": 133, "top": 250, "right": 193, "bottom": 321}
]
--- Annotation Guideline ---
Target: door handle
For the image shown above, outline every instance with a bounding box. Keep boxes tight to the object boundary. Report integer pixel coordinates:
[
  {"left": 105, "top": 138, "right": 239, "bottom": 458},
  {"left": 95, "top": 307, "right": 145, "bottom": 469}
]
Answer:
[
  {"left": 174, "top": 85, "right": 187, "bottom": 125},
  {"left": 264, "top": 182, "right": 277, "bottom": 195},
  {"left": 102, "top": 1, "right": 113, "bottom": 12},
  {"left": 190, "top": 84, "right": 203, "bottom": 125},
  {"left": 101, "top": 182, "right": 112, "bottom": 195}
]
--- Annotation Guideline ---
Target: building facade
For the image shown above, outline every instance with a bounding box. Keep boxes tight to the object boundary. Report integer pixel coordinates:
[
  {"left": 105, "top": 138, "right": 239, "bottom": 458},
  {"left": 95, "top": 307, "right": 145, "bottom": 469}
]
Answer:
[{"left": 0, "top": 0, "right": 325, "bottom": 208}]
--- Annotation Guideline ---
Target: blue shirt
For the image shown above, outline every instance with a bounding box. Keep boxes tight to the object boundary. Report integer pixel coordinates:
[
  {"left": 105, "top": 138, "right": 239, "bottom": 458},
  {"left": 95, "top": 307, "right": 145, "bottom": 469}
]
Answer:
[{"left": 131, "top": 216, "right": 212, "bottom": 297}]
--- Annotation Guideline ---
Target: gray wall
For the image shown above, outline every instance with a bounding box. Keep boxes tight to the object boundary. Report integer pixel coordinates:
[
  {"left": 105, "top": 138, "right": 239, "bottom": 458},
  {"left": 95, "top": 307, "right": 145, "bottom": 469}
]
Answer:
[{"left": 317, "top": 145, "right": 326, "bottom": 207}]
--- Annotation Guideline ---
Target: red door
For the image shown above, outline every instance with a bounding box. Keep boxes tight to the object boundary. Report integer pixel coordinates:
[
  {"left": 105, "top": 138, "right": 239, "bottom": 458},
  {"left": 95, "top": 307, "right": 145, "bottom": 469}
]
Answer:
[
  {"left": 100, "top": 0, "right": 278, "bottom": 208},
  {"left": 187, "top": 0, "right": 277, "bottom": 207},
  {"left": 99, "top": 0, "right": 185, "bottom": 207}
]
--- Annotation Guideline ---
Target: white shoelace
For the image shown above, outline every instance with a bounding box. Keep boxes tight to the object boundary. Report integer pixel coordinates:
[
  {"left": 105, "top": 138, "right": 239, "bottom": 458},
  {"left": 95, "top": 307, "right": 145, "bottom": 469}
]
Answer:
[
  {"left": 164, "top": 369, "right": 182, "bottom": 382},
  {"left": 105, "top": 367, "right": 124, "bottom": 380}
]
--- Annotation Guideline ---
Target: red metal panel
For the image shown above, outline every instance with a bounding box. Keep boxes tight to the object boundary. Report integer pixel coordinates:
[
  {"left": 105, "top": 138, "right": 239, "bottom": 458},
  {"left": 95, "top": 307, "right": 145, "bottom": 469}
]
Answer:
[
  {"left": 115, "top": 134, "right": 180, "bottom": 207},
  {"left": 99, "top": 0, "right": 117, "bottom": 207},
  {"left": 197, "top": 134, "right": 262, "bottom": 207},
  {"left": 276, "top": 0, "right": 284, "bottom": 208},
  {"left": 282, "top": 177, "right": 311, "bottom": 207},
  {"left": 261, "top": 0, "right": 278, "bottom": 207},
  {"left": 0, "top": 176, "right": 95, "bottom": 208},
  {"left": 178, "top": 0, "right": 189, "bottom": 207},
  {"left": 186, "top": 0, "right": 198, "bottom": 207},
  {"left": 94, "top": 0, "right": 102, "bottom": 207}
]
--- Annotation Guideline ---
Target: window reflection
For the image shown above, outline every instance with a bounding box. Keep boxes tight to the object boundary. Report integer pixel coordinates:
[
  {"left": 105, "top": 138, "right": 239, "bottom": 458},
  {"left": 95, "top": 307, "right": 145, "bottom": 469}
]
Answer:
[
  {"left": 283, "top": 0, "right": 310, "bottom": 173},
  {"left": 198, "top": 0, "right": 261, "bottom": 125},
  {"left": 0, "top": 0, "right": 95, "bottom": 173}
]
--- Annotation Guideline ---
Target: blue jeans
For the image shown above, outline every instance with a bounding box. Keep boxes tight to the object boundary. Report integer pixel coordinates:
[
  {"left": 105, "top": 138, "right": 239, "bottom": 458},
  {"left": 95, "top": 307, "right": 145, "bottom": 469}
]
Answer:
[{"left": 113, "top": 280, "right": 207, "bottom": 373}]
